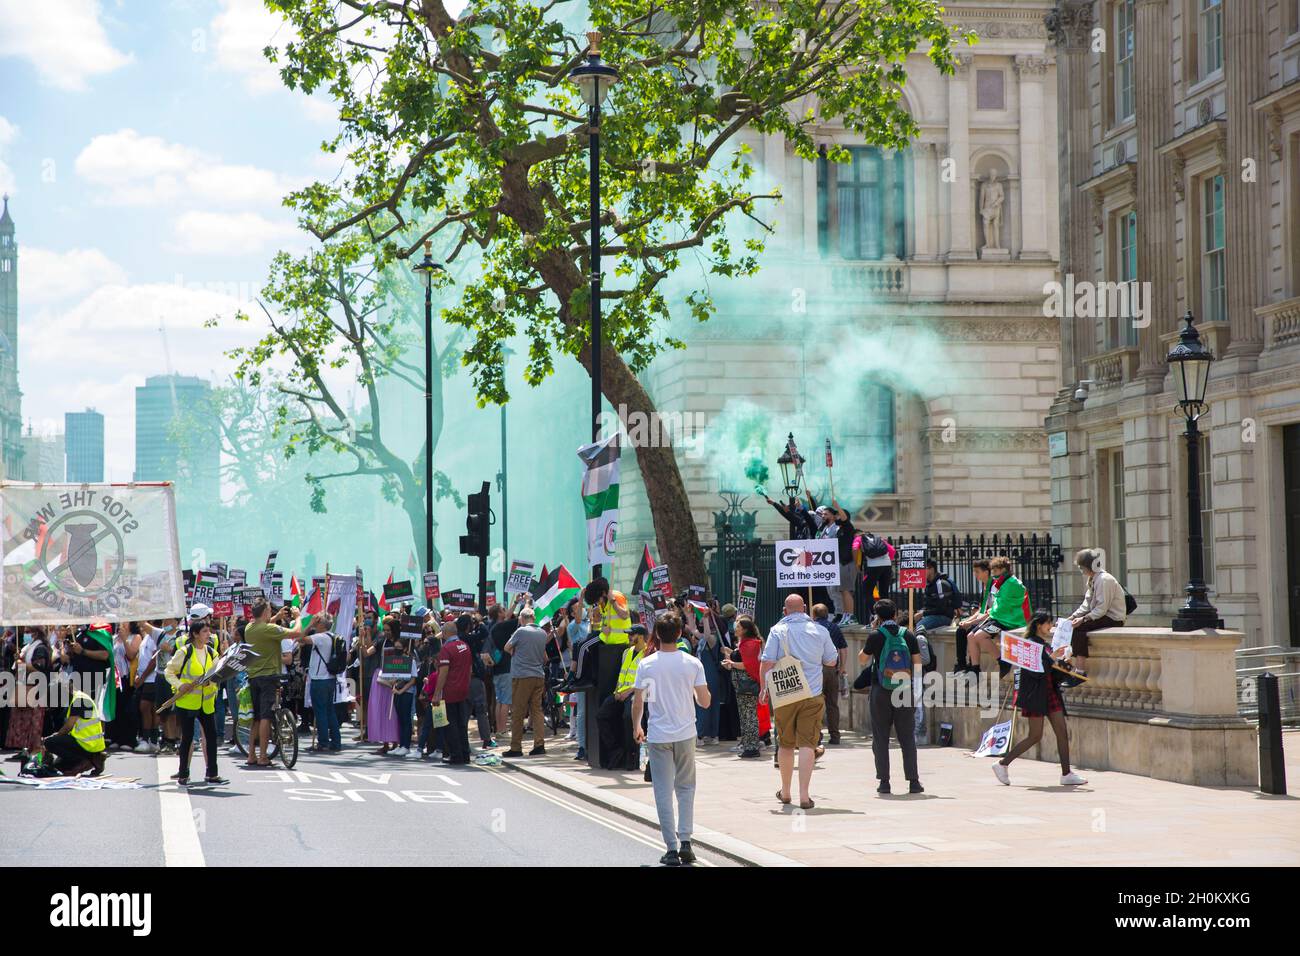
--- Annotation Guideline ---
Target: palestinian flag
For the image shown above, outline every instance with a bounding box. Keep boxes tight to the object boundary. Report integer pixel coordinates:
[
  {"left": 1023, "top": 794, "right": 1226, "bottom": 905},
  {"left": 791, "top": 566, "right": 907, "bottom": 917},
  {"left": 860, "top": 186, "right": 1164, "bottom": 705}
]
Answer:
[
  {"left": 529, "top": 565, "right": 550, "bottom": 601},
  {"left": 633, "top": 544, "right": 656, "bottom": 596},
  {"left": 86, "top": 627, "right": 117, "bottom": 721},
  {"left": 304, "top": 583, "right": 323, "bottom": 616},
  {"left": 533, "top": 565, "right": 581, "bottom": 622},
  {"left": 578, "top": 434, "right": 619, "bottom": 567},
  {"left": 289, "top": 575, "right": 303, "bottom": 608},
  {"left": 407, "top": 550, "right": 419, "bottom": 579},
  {"left": 378, "top": 571, "right": 394, "bottom": 614}
]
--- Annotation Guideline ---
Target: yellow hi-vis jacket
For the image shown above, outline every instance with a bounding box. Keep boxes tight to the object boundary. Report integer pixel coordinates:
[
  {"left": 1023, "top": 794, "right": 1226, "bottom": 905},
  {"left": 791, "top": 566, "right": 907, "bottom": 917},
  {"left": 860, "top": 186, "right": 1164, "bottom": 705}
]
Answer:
[
  {"left": 167, "top": 643, "right": 218, "bottom": 714},
  {"left": 67, "top": 690, "right": 105, "bottom": 753},
  {"left": 614, "top": 645, "right": 645, "bottom": 695},
  {"left": 597, "top": 591, "right": 632, "bottom": 646}
]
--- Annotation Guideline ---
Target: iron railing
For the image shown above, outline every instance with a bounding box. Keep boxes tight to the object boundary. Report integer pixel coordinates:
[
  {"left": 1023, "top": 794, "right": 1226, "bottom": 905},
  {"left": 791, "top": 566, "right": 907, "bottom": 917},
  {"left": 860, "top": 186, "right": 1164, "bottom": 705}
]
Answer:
[
  {"left": 1235, "top": 645, "right": 1300, "bottom": 725},
  {"left": 705, "top": 532, "right": 1063, "bottom": 632}
]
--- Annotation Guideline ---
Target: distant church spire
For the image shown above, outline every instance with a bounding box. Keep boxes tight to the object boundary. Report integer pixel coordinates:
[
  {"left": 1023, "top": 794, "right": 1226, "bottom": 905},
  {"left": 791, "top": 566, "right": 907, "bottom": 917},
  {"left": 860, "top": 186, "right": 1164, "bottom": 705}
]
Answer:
[{"left": 0, "top": 194, "right": 13, "bottom": 233}]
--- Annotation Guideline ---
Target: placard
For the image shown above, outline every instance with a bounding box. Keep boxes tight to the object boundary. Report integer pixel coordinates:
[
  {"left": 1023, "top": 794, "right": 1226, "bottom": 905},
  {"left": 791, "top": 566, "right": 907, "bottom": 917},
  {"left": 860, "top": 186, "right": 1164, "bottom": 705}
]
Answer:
[
  {"left": 443, "top": 590, "right": 477, "bottom": 612},
  {"left": 999, "top": 632, "right": 1045, "bottom": 672},
  {"left": 973, "top": 718, "right": 1013, "bottom": 757},
  {"left": 228, "top": 569, "right": 247, "bottom": 587},
  {"left": 399, "top": 612, "right": 424, "bottom": 642},
  {"left": 898, "top": 542, "right": 928, "bottom": 590},
  {"left": 737, "top": 575, "right": 758, "bottom": 619},
  {"left": 212, "top": 583, "right": 234, "bottom": 618},
  {"left": 383, "top": 579, "right": 415, "bottom": 605},
  {"left": 1050, "top": 617, "right": 1074, "bottom": 654},
  {"left": 268, "top": 571, "right": 285, "bottom": 608},
  {"left": 484, "top": 581, "right": 497, "bottom": 609},
  {"left": 239, "top": 586, "right": 265, "bottom": 618},
  {"left": 265, "top": 550, "right": 278, "bottom": 571},
  {"left": 423, "top": 571, "right": 440, "bottom": 603},
  {"left": 505, "top": 560, "right": 534, "bottom": 596},
  {"left": 773, "top": 539, "right": 841, "bottom": 589},
  {"left": 650, "top": 565, "right": 673, "bottom": 597},
  {"left": 209, "top": 561, "right": 228, "bottom": 581},
  {"left": 687, "top": 584, "right": 708, "bottom": 612},
  {"left": 378, "top": 646, "right": 414, "bottom": 683},
  {"left": 193, "top": 569, "right": 220, "bottom": 606}
]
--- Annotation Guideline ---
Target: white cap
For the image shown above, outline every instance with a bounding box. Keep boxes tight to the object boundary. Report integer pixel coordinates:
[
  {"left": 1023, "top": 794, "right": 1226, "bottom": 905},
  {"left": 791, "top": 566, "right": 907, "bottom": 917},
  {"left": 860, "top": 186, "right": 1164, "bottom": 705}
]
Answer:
[{"left": 188, "top": 602, "right": 213, "bottom": 620}]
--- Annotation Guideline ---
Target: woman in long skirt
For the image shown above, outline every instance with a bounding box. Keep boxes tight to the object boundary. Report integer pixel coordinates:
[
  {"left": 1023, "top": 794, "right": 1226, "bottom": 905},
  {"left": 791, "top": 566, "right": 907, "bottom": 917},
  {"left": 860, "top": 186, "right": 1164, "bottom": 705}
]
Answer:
[
  {"left": 6, "top": 628, "right": 50, "bottom": 754},
  {"left": 365, "top": 617, "right": 399, "bottom": 753}
]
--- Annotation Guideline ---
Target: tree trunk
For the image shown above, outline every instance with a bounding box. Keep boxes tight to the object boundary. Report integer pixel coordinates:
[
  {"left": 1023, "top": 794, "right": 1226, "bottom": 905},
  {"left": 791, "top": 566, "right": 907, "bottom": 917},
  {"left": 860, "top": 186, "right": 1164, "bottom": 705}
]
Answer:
[
  {"left": 400, "top": 479, "right": 441, "bottom": 573},
  {"left": 579, "top": 339, "right": 708, "bottom": 594}
]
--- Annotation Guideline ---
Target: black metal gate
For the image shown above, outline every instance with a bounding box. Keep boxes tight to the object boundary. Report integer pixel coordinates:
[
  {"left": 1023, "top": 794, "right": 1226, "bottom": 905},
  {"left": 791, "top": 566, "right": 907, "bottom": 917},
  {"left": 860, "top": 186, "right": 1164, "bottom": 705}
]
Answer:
[{"left": 705, "top": 532, "right": 1063, "bottom": 632}]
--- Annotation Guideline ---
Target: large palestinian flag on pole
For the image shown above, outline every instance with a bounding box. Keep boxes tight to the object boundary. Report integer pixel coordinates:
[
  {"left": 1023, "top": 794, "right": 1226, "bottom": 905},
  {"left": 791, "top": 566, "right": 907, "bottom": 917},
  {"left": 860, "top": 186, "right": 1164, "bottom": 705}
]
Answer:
[
  {"left": 533, "top": 565, "right": 581, "bottom": 622},
  {"left": 633, "top": 544, "right": 656, "bottom": 596},
  {"left": 578, "top": 434, "right": 619, "bottom": 567}
]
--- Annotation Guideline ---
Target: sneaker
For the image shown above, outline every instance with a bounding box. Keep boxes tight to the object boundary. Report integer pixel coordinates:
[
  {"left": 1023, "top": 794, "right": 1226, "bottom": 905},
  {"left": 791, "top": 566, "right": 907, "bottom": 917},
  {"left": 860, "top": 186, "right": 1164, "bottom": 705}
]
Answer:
[
  {"left": 678, "top": 841, "right": 697, "bottom": 865},
  {"left": 992, "top": 763, "right": 1010, "bottom": 786},
  {"left": 481, "top": 739, "right": 496, "bottom": 749},
  {"left": 204, "top": 776, "right": 229, "bottom": 786},
  {"left": 659, "top": 849, "right": 682, "bottom": 867},
  {"left": 391, "top": 747, "right": 410, "bottom": 757},
  {"left": 729, "top": 744, "right": 743, "bottom": 753},
  {"left": 133, "top": 741, "right": 153, "bottom": 754},
  {"left": 840, "top": 615, "right": 858, "bottom": 626},
  {"left": 908, "top": 780, "right": 925, "bottom": 794},
  {"left": 574, "top": 748, "right": 587, "bottom": 760},
  {"left": 1060, "top": 771, "right": 1088, "bottom": 786},
  {"left": 502, "top": 750, "right": 524, "bottom": 758},
  {"left": 877, "top": 781, "right": 891, "bottom": 794},
  {"left": 528, "top": 746, "right": 546, "bottom": 756},
  {"left": 430, "top": 750, "right": 443, "bottom": 761},
  {"left": 739, "top": 749, "right": 761, "bottom": 759}
]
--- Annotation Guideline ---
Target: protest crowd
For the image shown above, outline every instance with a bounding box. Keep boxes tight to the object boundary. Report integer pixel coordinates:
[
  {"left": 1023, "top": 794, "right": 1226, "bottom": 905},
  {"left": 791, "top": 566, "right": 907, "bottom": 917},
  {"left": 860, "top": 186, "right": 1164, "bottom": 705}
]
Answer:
[{"left": 1, "top": 532, "right": 1125, "bottom": 865}]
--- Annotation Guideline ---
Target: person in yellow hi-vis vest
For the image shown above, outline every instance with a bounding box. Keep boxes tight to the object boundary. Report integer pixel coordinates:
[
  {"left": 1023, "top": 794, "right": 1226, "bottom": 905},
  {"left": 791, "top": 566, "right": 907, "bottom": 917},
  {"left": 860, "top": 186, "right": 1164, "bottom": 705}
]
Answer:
[
  {"left": 40, "top": 688, "right": 107, "bottom": 777},
  {"left": 164, "top": 619, "right": 228, "bottom": 787},
  {"left": 595, "top": 624, "right": 649, "bottom": 770},
  {"left": 584, "top": 577, "right": 631, "bottom": 647}
]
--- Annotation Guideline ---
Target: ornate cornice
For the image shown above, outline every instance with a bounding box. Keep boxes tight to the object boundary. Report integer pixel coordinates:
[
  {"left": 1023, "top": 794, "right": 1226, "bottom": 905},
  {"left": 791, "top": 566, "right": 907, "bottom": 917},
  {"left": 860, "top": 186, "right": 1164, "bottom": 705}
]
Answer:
[
  {"left": 1013, "top": 54, "right": 1054, "bottom": 76},
  {"left": 924, "top": 428, "right": 1049, "bottom": 452},
  {"left": 948, "top": 8, "right": 1052, "bottom": 41},
  {"left": 1044, "top": 2, "right": 1095, "bottom": 50},
  {"left": 859, "top": 316, "right": 1060, "bottom": 343}
]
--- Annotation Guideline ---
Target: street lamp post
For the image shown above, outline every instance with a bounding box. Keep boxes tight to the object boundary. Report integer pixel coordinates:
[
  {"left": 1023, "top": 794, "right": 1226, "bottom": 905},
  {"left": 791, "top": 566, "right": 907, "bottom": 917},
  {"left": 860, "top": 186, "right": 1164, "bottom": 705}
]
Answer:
[
  {"left": 413, "top": 241, "right": 444, "bottom": 575},
  {"left": 569, "top": 31, "right": 620, "bottom": 444},
  {"left": 776, "top": 433, "right": 806, "bottom": 539},
  {"left": 1166, "top": 311, "right": 1223, "bottom": 631}
]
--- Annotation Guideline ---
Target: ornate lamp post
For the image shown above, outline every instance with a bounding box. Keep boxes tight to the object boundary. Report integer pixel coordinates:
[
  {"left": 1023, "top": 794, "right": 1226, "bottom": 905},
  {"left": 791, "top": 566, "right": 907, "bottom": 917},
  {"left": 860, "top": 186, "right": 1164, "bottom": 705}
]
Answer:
[
  {"left": 776, "top": 433, "right": 806, "bottom": 538},
  {"left": 413, "top": 241, "right": 444, "bottom": 574},
  {"left": 1166, "top": 312, "right": 1223, "bottom": 631},
  {"left": 569, "top": 31, "right": 620, "bottom": 443}
]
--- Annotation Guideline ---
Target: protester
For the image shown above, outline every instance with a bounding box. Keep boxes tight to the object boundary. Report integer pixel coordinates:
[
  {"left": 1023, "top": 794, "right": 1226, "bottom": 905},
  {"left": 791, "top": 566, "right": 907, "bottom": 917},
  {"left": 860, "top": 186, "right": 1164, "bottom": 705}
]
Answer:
[
  {"left": 242, "top": 601, "right": 299, "bottom": 768},
  {"left": 918, "top": 559, "right": 962, "bottom": 633},
  {"left": 1066, "top": 548, "right": 1127, "bottom": 679},
  {"left": 722, "top": 617, "right": 764, "bottom": 758},
  {"left": 6, "top": 626, "right": 50, "bottom": 757},
  {"left": 298, "top": 612, "right": 343, "bottom": 753},
  {"left": 859, "top": 599, "right": 924, "bottom": 794},
  {"left": 858, "top": 530, "right": 894, "bottom": 606},
  {"left": 686, "top": 605, "right": 725, "bottom": 745},
  {"left": 760, "top": 594, "right": 838, "bottom": 810},
  {"left": 502, "top": 606, "right": 549, "bottom": 757},
  {"left": 595, "top": 623, "right": 648, "bottom": 769},
  {"left": 137, "top": 620, "right": 179, "bottom": 753},
  {"left": 487, "top": 599, "right": 520, "bottom": 742},
  {"left": 633, "top": 613, "right": 711, "bottom": 866},
  {"left": 106, "top": 624, "right": 139, "bottom": 750},
  {"left": 994, "top": 611, "right": 1088, "bottom": 787},
  {"left": 366, "top": 616, "right": 402, "bottom": 755},
  {"left": 954, "top": 559, "right": 993, "bottom": 672},
  {"left": 387, "top": 632, "right": 419, "bottom": 757},
  {"left": 163, "top": 620, "right": 227, "bottom": 786},
  {"left": 458, "top": 612, "right": 496, "bottom": 749},
  {"left": 428, "top": 617, "right": 474, "bottom": 765},
  {"left": 418, "top": 622, "right": 450, "bottom": 758},
  {"left": 811, "top": 604, "right": 848, "bottom": 746},
  {"left": 966, "top": 555, "right": 1029, "bottom": 675},
  {"left": 816, "top": 500, "right": 858, "bottom": 623},
  {"left": 39, "top": 687, "right": 107, "bottom": 777}
]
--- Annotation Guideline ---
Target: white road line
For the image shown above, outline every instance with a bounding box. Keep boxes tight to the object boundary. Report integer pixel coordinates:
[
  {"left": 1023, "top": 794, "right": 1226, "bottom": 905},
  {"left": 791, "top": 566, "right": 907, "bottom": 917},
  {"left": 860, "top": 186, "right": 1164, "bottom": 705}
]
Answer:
[
  {"left": 485, "top": 767, "right": 715, "bottom": 865},
  {"left": 157, "top": 757, "right": 205, "bottom": 867}
]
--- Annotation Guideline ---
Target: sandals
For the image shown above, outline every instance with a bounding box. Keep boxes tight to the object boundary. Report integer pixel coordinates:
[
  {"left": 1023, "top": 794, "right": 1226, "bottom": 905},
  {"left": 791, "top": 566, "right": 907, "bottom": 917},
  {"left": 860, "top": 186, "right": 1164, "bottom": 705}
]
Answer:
[
  {"left": 799, "top": 799, "right": 815, "bottom": 810},
  {"left": 775, "top": 789, "right": 791, "bottom": 805}
]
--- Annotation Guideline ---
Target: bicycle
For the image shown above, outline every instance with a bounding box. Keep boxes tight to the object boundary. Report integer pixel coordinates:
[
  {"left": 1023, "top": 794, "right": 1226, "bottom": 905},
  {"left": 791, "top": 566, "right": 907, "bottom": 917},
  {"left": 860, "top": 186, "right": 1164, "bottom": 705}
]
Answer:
[
  {"left": 543, "top": 665, "right": 569, "bottom": 736},
  {"left": 231, "top": 674, "right": 299, "bottom": 769}
]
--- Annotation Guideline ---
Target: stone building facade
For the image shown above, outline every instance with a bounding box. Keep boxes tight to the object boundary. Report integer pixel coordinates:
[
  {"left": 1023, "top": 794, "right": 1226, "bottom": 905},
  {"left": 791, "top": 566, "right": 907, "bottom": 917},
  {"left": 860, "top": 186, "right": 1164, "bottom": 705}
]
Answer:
[
  {"left": 616, "top": 3, "right": 1065, "bottom": 588},
  {"left": 1044, "top": 0, "right": 1300, "bottom": 648}
]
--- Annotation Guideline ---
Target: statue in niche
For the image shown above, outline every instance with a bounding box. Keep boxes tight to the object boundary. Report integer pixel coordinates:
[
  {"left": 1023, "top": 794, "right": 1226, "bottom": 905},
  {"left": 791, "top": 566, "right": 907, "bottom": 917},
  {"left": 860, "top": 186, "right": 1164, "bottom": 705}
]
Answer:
[{"left": 979, "top": 170, "right": 1005, "bottom": 250}]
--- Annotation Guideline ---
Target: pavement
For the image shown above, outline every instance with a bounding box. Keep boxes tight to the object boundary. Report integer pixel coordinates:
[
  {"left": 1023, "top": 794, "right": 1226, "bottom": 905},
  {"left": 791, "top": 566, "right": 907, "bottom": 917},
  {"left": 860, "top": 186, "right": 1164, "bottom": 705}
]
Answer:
[
  {"left": 0, "top": 732, "right": 736, "bottom": 868},
  {"left": 503, "top": 728, "right": 1300, "bottom": 867}
]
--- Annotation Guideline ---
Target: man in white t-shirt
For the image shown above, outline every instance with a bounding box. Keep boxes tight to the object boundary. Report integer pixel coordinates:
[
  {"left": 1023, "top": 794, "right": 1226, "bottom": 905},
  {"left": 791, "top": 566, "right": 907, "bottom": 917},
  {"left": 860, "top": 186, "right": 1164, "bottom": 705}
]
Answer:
[
  {"left": 633, "top": 613, "right": 711, "bottom": 867},
  {"left": 294, "top": 613, "right": 342, "bottom": 753}
]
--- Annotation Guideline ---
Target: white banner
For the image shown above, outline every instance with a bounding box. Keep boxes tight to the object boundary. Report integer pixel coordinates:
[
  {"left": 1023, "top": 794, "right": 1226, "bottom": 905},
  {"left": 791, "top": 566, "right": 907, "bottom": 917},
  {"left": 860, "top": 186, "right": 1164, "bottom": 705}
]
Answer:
[
  {"left": 1, "top": 482, "right": 184, "bottom": 625},
  {"left": 774, "top": 539, "right": 841, "bottom": 589},
  {"left": 325, "top": 574, "right": 357, "bottom": 642}
]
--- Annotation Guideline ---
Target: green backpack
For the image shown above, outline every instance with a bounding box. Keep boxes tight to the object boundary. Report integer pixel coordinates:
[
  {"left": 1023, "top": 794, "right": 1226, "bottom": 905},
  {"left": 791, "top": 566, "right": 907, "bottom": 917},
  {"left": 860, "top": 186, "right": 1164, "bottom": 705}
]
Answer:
[{"left": 877, "top": 623, "right": 913, "bottom": 691}]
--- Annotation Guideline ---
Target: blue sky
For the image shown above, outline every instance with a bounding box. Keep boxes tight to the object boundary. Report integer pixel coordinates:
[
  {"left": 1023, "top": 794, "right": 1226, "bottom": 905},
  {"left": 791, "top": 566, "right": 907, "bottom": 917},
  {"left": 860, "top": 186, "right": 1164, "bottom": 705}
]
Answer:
[{"left": 0, "top": 0, "right": 397, "bottom": 479}]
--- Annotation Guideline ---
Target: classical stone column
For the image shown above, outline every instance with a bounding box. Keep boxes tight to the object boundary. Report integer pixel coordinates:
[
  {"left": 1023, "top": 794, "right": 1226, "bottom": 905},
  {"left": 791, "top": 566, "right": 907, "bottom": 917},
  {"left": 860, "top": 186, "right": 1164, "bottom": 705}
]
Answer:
[
  {"left": 1015, "top": 54, "right": 1053, "bottom": 260},
  {"left": 1222, "top": 0, "right": 1268, "bottom": 360},
  {"left": 1046, "top": 2, "right": 1094, "bottom": 394},
  {"left": 913, "top": 142, "right": 935, "bottom": 259},
  {"left": 1133, "top": 0, "right": 1175, "bottom": 387},
  {"left": 947, "top": 55, "right": 976, "bottom": 260}
]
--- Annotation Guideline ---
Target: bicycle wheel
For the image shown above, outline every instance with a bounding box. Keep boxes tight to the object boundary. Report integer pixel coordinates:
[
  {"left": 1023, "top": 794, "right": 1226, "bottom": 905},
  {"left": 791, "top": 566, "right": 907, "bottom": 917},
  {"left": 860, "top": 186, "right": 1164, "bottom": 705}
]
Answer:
[{"left": 274, "top": 708, "right": 299, "bottom": 769}]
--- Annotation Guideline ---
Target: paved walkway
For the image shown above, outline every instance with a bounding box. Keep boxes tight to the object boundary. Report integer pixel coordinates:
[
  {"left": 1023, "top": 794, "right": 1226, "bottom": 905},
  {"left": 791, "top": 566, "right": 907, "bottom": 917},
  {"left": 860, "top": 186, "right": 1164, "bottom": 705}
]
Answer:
[{"left": 505, "top": 729, "right": 1300, "bottom": 866}]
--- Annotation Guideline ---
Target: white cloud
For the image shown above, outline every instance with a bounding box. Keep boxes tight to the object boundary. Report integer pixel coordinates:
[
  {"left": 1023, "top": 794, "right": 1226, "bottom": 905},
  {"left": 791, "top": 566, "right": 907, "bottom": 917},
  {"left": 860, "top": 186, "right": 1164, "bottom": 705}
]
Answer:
[
  {"left": 170, "top": 210, "right": 298, "bottom": 256},
  {"left": 0, "top": 116, "right": 17, "bottom": 196},
  {"left": 18, "top": 247, "right": 129, "bottom": 307},
  {"left": 74, "top": 129, "right": 302, "bottom": 207},
  {"left": 211, "top": 0, "right": 291, "bottom": 95},
  {"left": 0, "top": 0, "right": 133, "bottom": 91}
]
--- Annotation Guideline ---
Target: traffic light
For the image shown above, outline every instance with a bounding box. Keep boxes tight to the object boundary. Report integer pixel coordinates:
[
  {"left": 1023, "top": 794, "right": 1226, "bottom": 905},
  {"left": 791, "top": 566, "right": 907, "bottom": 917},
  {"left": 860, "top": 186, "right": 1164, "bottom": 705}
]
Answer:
[{"left": 459, "top": 481, "right": 491, "bottom": 558}]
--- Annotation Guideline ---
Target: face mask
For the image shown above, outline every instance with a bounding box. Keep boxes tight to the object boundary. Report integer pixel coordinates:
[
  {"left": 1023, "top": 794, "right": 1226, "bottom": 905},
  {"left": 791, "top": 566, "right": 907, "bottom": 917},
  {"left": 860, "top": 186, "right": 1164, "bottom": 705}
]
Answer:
[{"left": 21, "top": 633, "right": 34, "bottom": 646}]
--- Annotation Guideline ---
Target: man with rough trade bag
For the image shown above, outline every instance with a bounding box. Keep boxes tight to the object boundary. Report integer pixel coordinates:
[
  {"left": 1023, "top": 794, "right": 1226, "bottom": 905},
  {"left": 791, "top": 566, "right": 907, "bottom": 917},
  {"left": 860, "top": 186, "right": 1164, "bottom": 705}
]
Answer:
[{"left": 759, "top": 594, "right": 838, "bottom": 810}]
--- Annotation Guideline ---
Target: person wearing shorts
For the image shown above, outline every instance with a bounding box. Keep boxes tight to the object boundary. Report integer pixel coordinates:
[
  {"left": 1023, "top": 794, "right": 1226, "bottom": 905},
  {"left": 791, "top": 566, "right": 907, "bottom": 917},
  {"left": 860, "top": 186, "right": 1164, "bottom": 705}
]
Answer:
[{"left": 760, "top": 594, "right": 838, "bottom": 810}]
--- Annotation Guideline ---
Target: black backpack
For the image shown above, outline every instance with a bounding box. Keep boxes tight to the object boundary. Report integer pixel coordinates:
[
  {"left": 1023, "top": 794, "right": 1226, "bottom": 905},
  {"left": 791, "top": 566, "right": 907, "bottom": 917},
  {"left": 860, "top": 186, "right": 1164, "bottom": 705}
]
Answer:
[
  {"left": 861, "top": 532, "right": 889, "bottom": 559},
  {"left": 315, "top": 633, "right": 347, "bottom": 676},
  {"left": 1123, "top": 587, "right": 1138, "bottom": 616}
]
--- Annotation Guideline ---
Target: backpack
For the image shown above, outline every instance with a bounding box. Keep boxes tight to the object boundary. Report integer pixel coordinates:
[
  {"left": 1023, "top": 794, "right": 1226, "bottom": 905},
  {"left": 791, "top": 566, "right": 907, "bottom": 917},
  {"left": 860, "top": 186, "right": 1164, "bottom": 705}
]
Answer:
[
  {"left": 915, "top": 630, "right": 936, "bottom": 673},
  {"left": 1123, "top": 587, "right": 1138, "bottom": 616},
  {"left": 860, "top": 532, "right": 889, "bottom": 560},
  {"left": 314, "top": 633, "right": 347, "bottom": 676},
  {"left": 876, "top": 623, "right": 913, "bottom": 691}
]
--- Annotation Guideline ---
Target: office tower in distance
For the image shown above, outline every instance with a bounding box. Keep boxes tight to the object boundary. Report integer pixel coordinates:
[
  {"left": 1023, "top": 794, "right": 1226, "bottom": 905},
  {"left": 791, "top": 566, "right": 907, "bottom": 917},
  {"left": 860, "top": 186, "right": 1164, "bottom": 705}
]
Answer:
[{"left": 65, "top": 409, "right": 105, "bottom": 482}]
